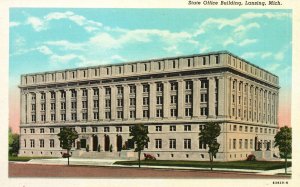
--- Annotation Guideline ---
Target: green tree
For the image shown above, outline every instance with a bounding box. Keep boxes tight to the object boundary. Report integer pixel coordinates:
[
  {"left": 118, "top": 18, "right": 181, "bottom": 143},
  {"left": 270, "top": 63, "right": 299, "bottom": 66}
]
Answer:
[
  {"left": 9, "top": 128, "right": 20, "bottom": 156},
  {"left": 199, "top": 122, "right": 221, "bottom": 171},
  {"left": 129, "top": 124, "right": 149, "bottom": 168},
  {"left": 57, "top": 127, "right": 79, "bottom": 166},
  {"left": 274, "top": 126, "right": 292, "bottom": 174}
]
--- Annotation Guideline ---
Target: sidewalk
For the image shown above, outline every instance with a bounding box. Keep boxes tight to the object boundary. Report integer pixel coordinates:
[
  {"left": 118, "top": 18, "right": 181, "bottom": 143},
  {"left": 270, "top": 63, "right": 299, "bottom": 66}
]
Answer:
[{"left": 14, "top": 158, "right": 291, "bottom": 176}]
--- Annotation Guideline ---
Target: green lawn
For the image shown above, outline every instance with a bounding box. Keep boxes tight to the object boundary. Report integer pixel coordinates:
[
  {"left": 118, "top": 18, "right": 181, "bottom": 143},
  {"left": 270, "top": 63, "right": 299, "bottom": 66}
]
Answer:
[
  {"left": 9, "top": 156, "right": 56, "bottom": 162},
  {"left": 114, "top": 160, "right": 292, "bottom": 170}
]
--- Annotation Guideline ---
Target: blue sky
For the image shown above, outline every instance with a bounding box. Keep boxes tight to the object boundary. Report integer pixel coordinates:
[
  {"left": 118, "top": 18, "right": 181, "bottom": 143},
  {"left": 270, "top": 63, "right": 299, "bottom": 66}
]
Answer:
[{"left": 9, "top": 8, "right": 292, "bottom": 127}]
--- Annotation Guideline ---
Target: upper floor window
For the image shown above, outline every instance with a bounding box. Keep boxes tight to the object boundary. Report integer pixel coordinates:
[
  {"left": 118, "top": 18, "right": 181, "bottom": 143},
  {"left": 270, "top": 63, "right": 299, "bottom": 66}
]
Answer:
[
  {"left": 185, "top": 81, "right": 192, "bottom": 90},
  {"left": 171, "top": 82, "right": 177, "bottom": 91}
]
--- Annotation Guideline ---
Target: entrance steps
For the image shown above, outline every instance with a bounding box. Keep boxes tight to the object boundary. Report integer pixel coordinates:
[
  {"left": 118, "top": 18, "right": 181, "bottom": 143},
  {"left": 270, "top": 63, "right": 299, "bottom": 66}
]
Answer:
[{"left": 71, "top": 150, "right": 137, "bottom": 160}]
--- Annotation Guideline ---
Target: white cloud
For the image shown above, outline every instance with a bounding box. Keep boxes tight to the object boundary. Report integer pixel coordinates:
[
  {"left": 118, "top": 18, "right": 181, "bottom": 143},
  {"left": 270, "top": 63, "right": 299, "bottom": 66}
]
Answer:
[
  {"left": 111, "top": 55, "right": 127, "bottom": 62},
  {"left": 50, "top": 54, "right": 84, "bottom": 64},
  {"left": 241, "top": 52, "right": 258, "bottom": 59},
  {"left": 45, "top": 40, "right": 84, "bottom": 51},
  {"left": 223, "top": 38, "right": 235, "bottom": 47},
  {"left": 274, "top": 52, "right": 284, "bottom": 61},
  {"left": 26, "top": 17, "right": 46, "bottom": 31},
  {"left": 267, "top": 63, "right": 281, "bottom": 72},
  {"left": 261, "top": 52, "right": 272, "bottom": 59},
  {"left": 10, "top": 21, "right": 20, "bottom": 27},
  {"left": 37, "top": 46, "right": 53, "bottom": 55},
  {"left": 239, "top": 39, "right": 257, "bottom": 46},
  {"left": 234, "top": 22, "right": 260, "bottom": 33}
]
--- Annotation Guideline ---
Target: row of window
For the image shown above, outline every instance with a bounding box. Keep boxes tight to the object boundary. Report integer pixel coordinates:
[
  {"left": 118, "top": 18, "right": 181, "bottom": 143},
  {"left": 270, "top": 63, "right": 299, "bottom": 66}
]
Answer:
[
  {"left": 229, "top": 139, "right": 274, "bottom": 150},
  {"left": 229, "top": 124, "right": 276, "bottom": 134},
  {"left": 24, "top": 139, "right": 55, "bottom": 148},
  {"left": 154, "top": 138, "right": 206, "bottom": 150}
]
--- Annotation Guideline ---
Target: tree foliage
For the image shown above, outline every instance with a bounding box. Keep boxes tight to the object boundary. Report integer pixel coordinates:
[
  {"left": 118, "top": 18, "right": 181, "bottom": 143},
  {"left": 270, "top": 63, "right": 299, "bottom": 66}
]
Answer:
[
  {"left": 274, "top": 126, "right": 292, "bottom": 174},
  {"left": 57, "top": 127, "right": 79, "bottom": 165},
  {"left": 129, "top": 124, "right": 150, "bottom": 168},
  {"left": 199, "top": 122, "right": 221, "bottom": 171},
  {"left": 9, "top": 128, "right": 20, "bottom": 156}
]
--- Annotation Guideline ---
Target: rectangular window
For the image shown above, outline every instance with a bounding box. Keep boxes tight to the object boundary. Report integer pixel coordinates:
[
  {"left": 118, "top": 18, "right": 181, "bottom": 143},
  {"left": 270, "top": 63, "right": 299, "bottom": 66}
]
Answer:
[
  {"left": 82, "top": 101, "right": 88, "bottom": 109},
  {"left": 50, "top": 139, "right": 55, "bottom": 148},
  {"left": 92, "top": 127, "right": 98, "bottom": 132},
  {"left": 170, "top": 109, "right": 177, "bottom": 117},
  {"left": 169, "top": 139, "right": 176, "bottom": 149},
  {"left": 81, "top": 127, "right": 86, "bottom": 133},
  {"left": 39, "top": 139, "right": 44, "bottom": 148},
  {"left": 184, "top": 125, "right": 191, "bottom": 131},
  {"left": 245, "top": 139, "right": 248, "bottom": 149},
  {"left": 105, "top": 99, "right": 111, "bottom": 107},
  {"left": 40, "top": 128, "right": 44, "bottom": 133},
  {"left": 61, "top": 102, "right": 66, "bottom": 110},
  {"left": 117, "top": 87, "right": 123, "bottom": 94},
  {"left": 171, "top": 95, "right": 177, "bottom": 104},
  {"left": 239, "top": 139, "right": 243, "bottom": 149},
  {"left": 104, "top": 127, "right": 110, "bottom": 132},
  {"left": 155, "top": 139, "right": 162, "bottom": 149},
  {"left": 143, "top": 97, "right": 149, "bottom": 105},
  {"left": 143, "top": 110, "right": 149, "bottom": 118},
  {"left": 156, "top": 96, "right": 163, "bottom": 105},
  {"left": 143, "top": 84, "right": 149, "bottom": 93},
  {"left": 185, "top": 94, "right": 192, "bottom": 103},
  {"left": 61, "top": 114, "right": 66, "bottom": 121},
  {"left": 170, "top": 125, "right": 176, "bottom": 131},
  {"left": 184, "top": 139, "right": 191, "bottom": 149},
  {"left": 130, "top": 85, "right": 136, "bottom": 94},
  {"left": 170, "top": 82, "right": 177, "bottom": 91},
  {"left": 156, "top": 126, "right": 162, "bottom": 132},
  {"left": 71, "top": 113, "right": 77, "bottom": 121},
  {"left": 94, "top": 112, "right": 99, "bottom": 120},
  {"left": 250, "top": 139, "right": 253, "bottom": 149},
  {"left": 117, "top": 99, "right": 123, "bottom": 107},
  {"left": 117, "top": 111, "right": 123, "bottom": 119},
  {"left": 156, "top": 109, "right": 163, "bottom": 117},
  {"left": 93, "top": 89, "right": 99, "bottom": 96},
  {"left": 51, "top": 114, "right": 56, "bottom": 121},
  {"left": 30, "top": 128, "right": 35, "bottom": 133},
  {"left": 130, "top": 110, "right": 135, "bottom": 118},
  {"left": 71, "top": 101, "right": 77, "bottom": 109},
  {"left": 116, "top": 127, "right": 122, "bottom": 132},
  {"left": 30, "top": 139, "right": 35, "bottom": 148},
  {"left": 156, "top": 83, "right": 163, "bottom": 92},
  {"left": 200, "top": 107, "right": 208, "bottom": 116},
  {"left": 185, "top": 81, "right": 192, "bottom": 90},
  {"left": 185, "top": 108, "right": 192, "bottom": 117},
  {"left": 233, "top": 139, "right": 236, "bottom": 149},
  {"left": 130, "top": 98, "right": 136, "bottom": 106},
  {"left": 50, "top": 128, "right": 54, "bottom": 133},
  {"left": 199, "top": 139, "right": 207, "bottom": 149},
  {"left": 105, "top": 87, "right": 111, "bottom": 95},
  {"left": 200, "top": 93, "right": 207, "bottom": 102},
  {"left": 93, "top": 100, "right": 99, "bottom": 108},
  {"left": 201, "top": 81, "right": 208, "bottom": 88},
  {"left": 105, "top": 112, "right": 111, "bottom": 119}
]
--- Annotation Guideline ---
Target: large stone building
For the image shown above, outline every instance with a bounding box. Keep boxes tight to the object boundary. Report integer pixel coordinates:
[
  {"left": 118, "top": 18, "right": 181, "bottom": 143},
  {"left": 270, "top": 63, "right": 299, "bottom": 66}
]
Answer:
[{"left": 18, "top": 51, "right": 280, "bottom": 161}]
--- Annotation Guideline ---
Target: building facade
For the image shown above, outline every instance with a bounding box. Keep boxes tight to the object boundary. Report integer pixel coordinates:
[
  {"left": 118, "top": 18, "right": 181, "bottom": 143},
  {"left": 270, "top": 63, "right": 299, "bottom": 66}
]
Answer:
[{"left": 18, "top": 51, "right": 280, "bottom": 161}]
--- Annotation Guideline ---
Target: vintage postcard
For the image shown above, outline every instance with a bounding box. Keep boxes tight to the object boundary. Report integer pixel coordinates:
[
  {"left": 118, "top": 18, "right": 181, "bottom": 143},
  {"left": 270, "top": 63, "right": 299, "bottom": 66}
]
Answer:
[{"left": 1, "top": 0, "right": 299, "bottom": 187}]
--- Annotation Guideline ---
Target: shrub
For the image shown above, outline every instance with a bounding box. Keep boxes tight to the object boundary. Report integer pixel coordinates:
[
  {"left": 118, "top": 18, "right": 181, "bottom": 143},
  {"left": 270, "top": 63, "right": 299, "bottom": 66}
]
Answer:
[
  {"left": 122, "top": 144, "right": 127, "bottom": 150},
  {"left": 62, "top": 153, "right": 71, "bottom": 158},
  {"left": 97, "top": 145, "right": 101, "bottom": 152},
  {"left": 86, "top": 144, "right": 90, "bottom": 152},
  {"left": 109, "top": 144, "right": 113, "bottom": 152},
  {"left": 246, "top": 154, "right": 256, "bottom": 161},
  {"left": 144, "top": 153, "right": 156, "bottom": 161}
]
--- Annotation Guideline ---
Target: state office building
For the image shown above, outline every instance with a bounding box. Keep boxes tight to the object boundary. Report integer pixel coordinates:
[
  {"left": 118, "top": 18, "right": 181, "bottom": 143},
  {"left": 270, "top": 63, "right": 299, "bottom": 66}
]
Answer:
[{"left": 18, "top": 51, "right": 280, "bottom": 161}]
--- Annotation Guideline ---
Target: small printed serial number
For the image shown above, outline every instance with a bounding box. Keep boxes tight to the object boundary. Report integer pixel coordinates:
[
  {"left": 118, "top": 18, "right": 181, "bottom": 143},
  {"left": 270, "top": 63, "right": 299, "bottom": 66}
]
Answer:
[{"left": 273, "top": 181, "right": 288, "bottom": 184}]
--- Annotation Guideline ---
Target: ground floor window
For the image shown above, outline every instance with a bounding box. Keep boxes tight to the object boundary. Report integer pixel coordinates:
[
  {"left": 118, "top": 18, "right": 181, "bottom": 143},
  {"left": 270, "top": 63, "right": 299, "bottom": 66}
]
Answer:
[{"left": 80, "top": 139, "right": 87, "bottom": 148}]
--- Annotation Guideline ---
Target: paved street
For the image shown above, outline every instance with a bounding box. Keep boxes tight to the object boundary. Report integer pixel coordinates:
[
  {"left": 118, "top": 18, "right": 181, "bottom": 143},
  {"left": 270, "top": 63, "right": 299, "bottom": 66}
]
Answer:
[{"left": 9, "top": 163, "right": 290, "bottom": 178}]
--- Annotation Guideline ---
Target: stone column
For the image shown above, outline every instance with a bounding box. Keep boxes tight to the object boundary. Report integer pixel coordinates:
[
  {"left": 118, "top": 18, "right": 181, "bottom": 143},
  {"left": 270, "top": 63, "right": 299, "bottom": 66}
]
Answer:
[
  {"left": 235, "top": 79, "right": 238, "bottom": 119},
  {"left": 26, "top": 92, "right": 32, "bottom": 123},
  {"left": 192, "top": 78, "right": 200, "bottom": 118},
  {"left": 65, "top": 89, "right": 71, "bottom": 121},
  {"left": 149, "top": 82, "right": 156, "bottom": 119},
  {"left": 177, "top": 79, "right": 184, "bottom": 119},
  {"left": 123, "top": 85, "right": 130, "bottom": 120},
  {"left": 208, "top": 77, "right": 216, "bottom": 118},
  {"left": 226, "top": 77, "right": 232, "bottom": 118},
  {"left": 111, "top": 85, "right": 117, "bottom": 120},
  {"left": 35, "top": 92, "right": 41, "bottom": 123},
  {"left": 45, "top": 91, "right": 51, "bottom": 122},
  {"left": 88, "top": 88, "right": 93, "bottom": 121},
  {"left": 20, "top": 91, "right": 26, "bottom": 124},
  {"left": 76, "top": 88, "right": 82, "bottom": 121},
  {"left": 55, "top": 90, "right": 60, "bottom": 122},
  {"left": 266, "top": 91, "right": 269, "bottom": 124},
  {"left": 99, "top": 86, "right": 105, "bottom": 121},
  {"left": 217, "top": 77, "right": 225, "bottom": 117},
  {"left": 136, "top": 83, "right": 143, "bottom": 120},
  {"left": 247, "top": 85, "right": 251, "bottom": 121},
  {"left": 163, "top": 81, "right": 170, "bottom": 118},
  {"left": 240, "top": 82, "right": 244, "bottom": 120}
]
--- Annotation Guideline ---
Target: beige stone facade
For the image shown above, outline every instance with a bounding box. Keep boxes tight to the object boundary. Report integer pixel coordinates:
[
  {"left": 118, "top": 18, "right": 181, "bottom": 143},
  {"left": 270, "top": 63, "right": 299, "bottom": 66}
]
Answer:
[{"left": 18, "top": 51, "right": 279, "bottom": 161}]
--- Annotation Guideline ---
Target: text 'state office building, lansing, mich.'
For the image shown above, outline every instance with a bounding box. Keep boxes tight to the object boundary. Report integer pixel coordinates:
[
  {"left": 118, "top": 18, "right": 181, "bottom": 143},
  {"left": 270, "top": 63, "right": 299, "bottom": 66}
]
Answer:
[{"left": 18, "top": 51, "right": 280, "bottom": 161}]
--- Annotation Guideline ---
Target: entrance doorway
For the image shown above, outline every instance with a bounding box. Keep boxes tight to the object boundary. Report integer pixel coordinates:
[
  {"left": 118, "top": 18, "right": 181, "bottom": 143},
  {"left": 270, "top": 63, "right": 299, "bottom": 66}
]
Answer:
[
  {"left": 255, "top": 136, "right": 258, "bottom": 151},
  {"left": 104, "top": 135, "right": 110, "bottom": 152},
  {"left": 117, "top": 135, "right": 122, "bottom": 152},
  {"left": 92, "top": 135, "right": 98, "bottom": 151}
]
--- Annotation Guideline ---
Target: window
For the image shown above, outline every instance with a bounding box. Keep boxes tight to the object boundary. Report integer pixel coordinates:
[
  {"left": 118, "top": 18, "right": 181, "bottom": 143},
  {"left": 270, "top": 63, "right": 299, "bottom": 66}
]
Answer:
[
  {"left": 30, "top": 139, "right": 35, "bottom": 148},
  {"left": 41, "top": 93, "right": 46, "bottom": 100},
  {"left": 40, "top": 128, "right": 44, "bottom": 133},
  {"left": 51, "top": 114, "right": 56, "bottom": 121},
  {"left": 130, "top": 98, "right": 135, "bottom": 106},
  {"left": 245, "top": 126, "right": 248, "bottom": 132},
  {"left": 105, "top": 112, "right": 111, "bottom": 119},
  {"left": 185, "top": 94, "right": 192, "bottom": 103},
  {"left": 187, "top": 59, "right": 191, "bottom": 67},
  {"left": 170, "top": 125, "right": 176, "bottom": 131},
  {"left": 157, "top": 83, "right": 163, "bottom": 92},
  {"left": 184, "top": 139, "right": 191, "bottom": 149},
  {"left": 61, "top": 102, "right": 66, "bottom": 110},
  {"left": 82, "top": 101, "right": 87, "bottom": 109},
  {"left": 245, "top": 139, "right": 248, "bottom": 149},
  {"left": 250, "top": 139, "right": 253, "bottom": 149},
  {"left": 144, "top": 64, "right": 147, "bottom": 71},
  {"left": 143, "top": 110, "right": 149, "bottom": 118},
  {"left": 61, "top": 91, "right": 66, "bottom": 98},
  {"left": 105, "top": 99, "right": 111, "bottom": 107},
  {"left": 51, "top": 103, "right": 56, "bottom": 110},
  {"left": 156, "top": 126, "right": 162, "bottom": 132},
  {"left": 92, "top": 127, "right": 98, "bottom": 132},
  {"left": 81, "top": 127, "right": 86, "bottom": 133},
  {"left": 50, "top": 139, "right": 55, "bottom": 148},
  {"left": 41, "top": 103, "right": 46, "bottom": 111},
  {"left": 143, "top": 84, "right": 149, "bottom": 93},
  {"left": 250, "top": 127, "right": 253, "bottom": 132},
  {"left": 156, "top": 109, "right": 163, "bottom": 117},
  {"left": 201, "top": 80, "right": 208, "bottom": 88},
  {"left": 143, "top": 97, "right": 149, "bottom": 105},
  {"left": 233, "top": 139, "right": 236, "bottom": 149},
  {"left": 40, "top": 139, "right": 44, "bottom": 148},
  {"left": 169, "top": 139, "right": 176, "bottom": 149},
  {"left": 130, "top": 85, "right": 136, "bottom": 94},
  {"left": 199, "top": 125, "right": 205, "bottom": 131},
  {"left": 185, "top": 108, "right": 192, "bottom": 117},
  {"left": 233, "top": 125, "right": 237, "bottom": 131},
  {"left": 184, "top": 125, "right": 191, "bottom": 131},
  {"left": 71, "top": 101, "right": 77, "bottom": 109},
  {"left": 105, "top": 87, "right": 111, "bottom": 95},
  {"left": 117, "top": 87, "right": 123, "bottom": 94},
  {"left": 215, "top": 55, "right": 219, "bottom": 64},
  {"left": 94, "top": 100, "right": 99, "bottom": 108},
  {"left": 156, "top": 96, "right": 163, "bottom": 105},
  {"left": 155, "top": 139, "right": 162, "bottom": 149},
  {"left": 50, "top": 128, "right": 54, "bottom": 133},
  {"left": 239, "top": 139, "right": 242, "bottom": 149},
  {"left": 116, "top": 127, "right": 122, "bottom": 132},
  {"left": 170, "top": 109, "right": 177, "bottom": 117},
  {"left": 185, "top": 81, "right": 192, "bottom": 90},
  {"left": 30, "top": 128, "right": 35, "bottom": 133},
  {"left": 199, "top": 139, "right": 206, "bottom": 149},
  {"left": 171, "top": 82, "right": 177, "bottom": 91},
  {"left": 104, "top": 127, "right": 110, "bottom": 132},
  {"left": 71, "top": 113, "right": 77, "bottom": 121},
  {"left": 51, "top": 92, "right": 55, "bottom": 99},
  {"left": 172, "top": 60, "right": 176, "bottom": 68},
  {"left": 200, "top": 107, "right": 208, "bottom": 116},
  {"left": 32, "top": 104, "right": 36, "bottom": 111},
  {"left": 93, "top": 89, "right": 99, "bottom": 96},
  {"left": 200, "top": 93, "right": 207, "bottom": 102},
  {"left": 117, "top": 111, "right": 123, "bottom": 119},
  {"left": 129, "top": 111, "right": 135, "bottom": 118},
  {"left": 94, "top": 112, "right": 99, "bottom": 120},
  {"left": 31, "top": 115, "right": 36, "bottom": 122},
  {"left": 61, "top": 114, "right": 66, "bottom": 121},
  {"left": 203, "top": 57, "right": 206, "bottom": 65},
  {"left": 171, "top": 95, "right": 177, "bottom": 104},
  {"left": 239, "top": 126, "right": 243, "bottom": 131}
]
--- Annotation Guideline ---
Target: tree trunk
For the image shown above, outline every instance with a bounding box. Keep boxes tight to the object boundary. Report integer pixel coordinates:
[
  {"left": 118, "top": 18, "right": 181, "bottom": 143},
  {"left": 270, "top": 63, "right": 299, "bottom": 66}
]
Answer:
[
  {"left": 67, "top": 149, "right": 70, "bottom": 166},
  {"left": 210, "top": 153, "right": 213, "bottom": 171},
  {"left": 138, "top": 151, "right": 141, "bottom": 168},
  {"left": 285, "top": 153, "right": 287, "bottom": 175}
]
